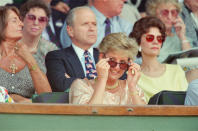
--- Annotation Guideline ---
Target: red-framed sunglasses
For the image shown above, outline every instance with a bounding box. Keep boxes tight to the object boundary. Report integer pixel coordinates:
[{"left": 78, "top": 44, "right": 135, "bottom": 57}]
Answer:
[
  {"left": 108, "top": 58, "right": 130, "bottom": 70},
  {"left": 26, "top": 14, "right": 48, "bottom": 24},
  {"left": 160, "top": 9, "right": 179, "bottom": 18},
  {"left": 145, "top": 34, "right": 164, "bottom": 43}
]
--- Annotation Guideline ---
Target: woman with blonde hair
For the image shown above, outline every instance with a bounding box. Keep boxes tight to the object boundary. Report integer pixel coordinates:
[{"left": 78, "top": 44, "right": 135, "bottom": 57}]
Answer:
[
  {"left": 146, "top": 0, "right": 192, "bottom": 62},
  {"left": 69, "top": 33, "right": 146, "bottom": 105}
]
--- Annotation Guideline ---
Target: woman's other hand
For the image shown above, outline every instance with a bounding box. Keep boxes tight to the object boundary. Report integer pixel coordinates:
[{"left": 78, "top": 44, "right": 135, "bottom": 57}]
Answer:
[
  {"left": 14, "top": 42, "right": 35, "bottom": 65},
  {"left": 173, "top": 16, "right": 186, "bottom": 40},
  {"left": 127, "top": 61, "right": 141, "bottom": 90},
  {"left": 96, "top": 58, "right": 110, "bottom": 81},
  {"left": 173, "top": 16, "right": 191, "bottom": 50}
]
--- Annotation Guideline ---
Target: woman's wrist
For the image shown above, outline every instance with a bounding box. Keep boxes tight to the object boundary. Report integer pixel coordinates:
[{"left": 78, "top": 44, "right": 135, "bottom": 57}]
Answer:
[
  {"left": 180, "top": 35, "right": 188, "bottom": 43},
  {"left": 27, "top": 60, "right": 39, "bottom": 72},
  {"left": 128, "top": 83, "right": 137, "bottom": 90},
  {"left": 130, "top": 91, "right": 139, "bottom": 96},
  {"left": 129, "top": 86, "right": 142, "bottom": 96},
  {"left": 97, "top": 74, "right": 108, "bottom": 80},
  {"left": 29, "top": 64, "right": 38, "bottom": 72},
  {"left": 181, "top": 39, "right": 189, "bottom": 44}
]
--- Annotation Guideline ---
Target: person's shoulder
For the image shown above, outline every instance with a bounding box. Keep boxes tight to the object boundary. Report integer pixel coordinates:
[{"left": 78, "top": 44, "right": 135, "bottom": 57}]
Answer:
[
  {"left": 39, "top": 38, "right": 58, "bottom": 54},
  {"left": 115, "top": 16, "right": 133, "bottom": 33},
  {"left": 166, "top": 64, "right": 183, "bottom": 73},
  {"left": 46, "top": 47, "right": 70, "bottom": 59},
  {"left": 116, "top": 15, "right": 131, "bottom": 25},
  {"left": 166, "top": 64, "right": 180, "bottom": 69}
]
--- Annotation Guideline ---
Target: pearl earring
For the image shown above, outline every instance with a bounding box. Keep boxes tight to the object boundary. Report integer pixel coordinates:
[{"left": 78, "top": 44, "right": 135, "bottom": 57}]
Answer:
[{"left": 138, "top": 46, "right": 141, "bottom": 52}]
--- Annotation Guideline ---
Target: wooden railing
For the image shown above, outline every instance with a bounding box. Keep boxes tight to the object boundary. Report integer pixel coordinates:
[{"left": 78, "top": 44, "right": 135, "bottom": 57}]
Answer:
[
  {"left": 1, "top": 103, "right": 198, "bottom": 131},
  {"left": 0, "top": 103, "right": 198, "bottom": 116}
]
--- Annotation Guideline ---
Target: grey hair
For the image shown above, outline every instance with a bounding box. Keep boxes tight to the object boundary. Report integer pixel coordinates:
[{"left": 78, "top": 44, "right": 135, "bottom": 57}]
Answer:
[
  {"left": 146, "top": 0, "right": 181, "bottom": 16},
  {"left": 66, "top": 6, "right": 91, "bottom": 26}
]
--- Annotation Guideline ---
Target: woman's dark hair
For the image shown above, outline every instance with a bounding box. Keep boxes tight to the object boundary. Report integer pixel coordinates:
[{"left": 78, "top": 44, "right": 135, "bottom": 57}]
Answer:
[
  {"left": 130, "top": 16, "right": 166, "bottom": 46},
  {"left": 0, "top": 6, "right": 20, "bottom": 44},
  {"left": 129, "top": 16, "right": 166, "bottom": 57},
  {"left": 20, "top": 0, "right": 51, "bottom": 20}
]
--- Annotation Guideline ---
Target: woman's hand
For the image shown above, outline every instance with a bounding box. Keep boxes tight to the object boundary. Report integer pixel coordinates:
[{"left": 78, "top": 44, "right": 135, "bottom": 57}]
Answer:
[
  {"left": 173, "top": 16, "right": 186, "bottom": 40},
  {"left": 88, "top": 58, "right": 110, "bottom": 104},
  {"left": 96, "top": 58, "right": 110, "bottom": 81},
  {"left": 14, "top": 43, "right": 52, "bottom": 94},
  {"left": 127, "top": 61, "right": 141, "bottom": 91},
  {"left": 14, "top": 42, "right": 35, "bottom": 65},
  {"left": 173, "top": 16, "right": 191, "bottom": 50}
]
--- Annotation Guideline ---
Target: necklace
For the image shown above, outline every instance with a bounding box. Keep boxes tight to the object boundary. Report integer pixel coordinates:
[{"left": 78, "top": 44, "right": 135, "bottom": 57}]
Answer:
[
  {"left": 0, "top": 52, "right": 18, "bottom": 76},
  {"left": 106, "top": 81, "right": 119, "bottom": 90},
  {"left": 9, "top": 63, "right": 18, "bottom": 75}
]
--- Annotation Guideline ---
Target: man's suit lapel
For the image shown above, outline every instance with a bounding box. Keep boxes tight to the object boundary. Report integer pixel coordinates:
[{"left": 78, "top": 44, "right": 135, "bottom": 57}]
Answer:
[{"left": 64, "top": 46, "right": 85, "bottom": 78}]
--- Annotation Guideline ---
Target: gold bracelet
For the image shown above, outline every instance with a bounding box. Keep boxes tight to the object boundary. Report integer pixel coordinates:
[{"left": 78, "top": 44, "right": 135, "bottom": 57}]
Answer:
[{"left": 29, "top": 65, "right": 37, "bottom": 72}]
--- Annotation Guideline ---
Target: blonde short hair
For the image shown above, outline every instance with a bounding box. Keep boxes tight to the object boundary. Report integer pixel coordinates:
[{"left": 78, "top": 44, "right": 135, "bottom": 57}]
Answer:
[
  {"left": 146, "top": 0, "right": 181, "bottom": 16},
  {"left": 99, "top": 33, "right": 138, "bottom": 60}
]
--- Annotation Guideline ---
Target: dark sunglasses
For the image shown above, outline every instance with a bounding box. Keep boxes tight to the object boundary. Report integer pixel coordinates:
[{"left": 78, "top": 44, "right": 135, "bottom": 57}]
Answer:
[
  {"left": 145, "top": 34, "right": 164, "bottom": 43},
  {"left": 160, "top": 9, "right": 179, "bottom": 18},
  {"left": 26, "top": 14, "right": 48, "bottom": 23},
  {"left": 108, "top": 58, "right": 129, "bottom": 70}
]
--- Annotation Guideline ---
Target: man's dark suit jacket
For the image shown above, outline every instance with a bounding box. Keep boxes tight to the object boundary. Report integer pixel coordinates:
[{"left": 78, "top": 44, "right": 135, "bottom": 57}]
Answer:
[
  {"left": 51, "top": 8, "right": 66, "bottom": 48},
  {"left": 45, "top": 46, "right": 99, "bottom": 92}
]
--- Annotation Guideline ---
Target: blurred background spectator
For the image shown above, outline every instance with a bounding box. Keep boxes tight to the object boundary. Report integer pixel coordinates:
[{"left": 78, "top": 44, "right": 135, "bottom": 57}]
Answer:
[
  {"left": 120, "top": 0, "right": 141, "bottom": 24},
  {"left": 0, "top": 0, "right": 12, "bottom": 6},
  {"left": 130, "top": 0, "right": 147, "bottom": 17},
  {"left": 180, "top": 0, "right": 198, "bottom": 47}
]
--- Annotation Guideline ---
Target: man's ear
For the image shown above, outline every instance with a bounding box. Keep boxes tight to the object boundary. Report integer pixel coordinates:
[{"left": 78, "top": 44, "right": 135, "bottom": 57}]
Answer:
[{"left": 67, "top": 25, "right": 74, "bottom": 38}]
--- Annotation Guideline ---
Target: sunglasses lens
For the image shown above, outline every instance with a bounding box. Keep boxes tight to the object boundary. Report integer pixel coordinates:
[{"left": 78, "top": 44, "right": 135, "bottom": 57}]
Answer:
[
  {"left": 161, "top": 10, "right": 169, "bottom": 17},
  {"left": 27, "top": 15, "right": 36, "bottom": 21},
  {"left": 161, "top": 9, "right": 178, "bottom": 18},
  {"left": 120, "top": 63, "right": 128, "bottom": 70},
  {"left": 27, "top": 14, "right": 48, "bottom": 23},
  {"left": 157, "top": 36, "right": 163, "bottom": 43},
  {"left": 108, "top": 60, "right": 128, "bottom": 70},
  {"left": 108, "top": 60, "right": 117, "bottom": 68},
  {"left": 146, "top": 35, "right": 154, "bottom": 42},
  {"left": 171, "top": 10, "right": 178, "bottom": 17},
  {"left": 38, "top": 17, "right": 48, "bottom": 23}
]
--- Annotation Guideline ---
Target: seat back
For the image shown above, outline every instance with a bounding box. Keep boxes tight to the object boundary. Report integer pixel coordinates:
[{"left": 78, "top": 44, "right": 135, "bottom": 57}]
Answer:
[
  {"left": 148, "top": 90, "right": 186, "bottom": 105},
  {"left": 32, "top": 92, "right": 69, "bottom": 103}
]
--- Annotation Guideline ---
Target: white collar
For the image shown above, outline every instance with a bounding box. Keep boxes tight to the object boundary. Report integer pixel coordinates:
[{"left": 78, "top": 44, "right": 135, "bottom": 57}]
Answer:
[{"left": 72, "top": 43, "right": 94, "bottom": 60}]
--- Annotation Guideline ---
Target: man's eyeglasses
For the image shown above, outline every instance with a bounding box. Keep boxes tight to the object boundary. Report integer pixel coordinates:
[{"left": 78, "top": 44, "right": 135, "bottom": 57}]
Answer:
[
  {"left": 160, "top": 9, "right": 179, "bottom": 18},
  {"left": 26, "top": 14, "right": 48, "bottom": 24},
  {"left": 108, "top": 58, "right": 129, "bottom": 70},
  {"left": 145, "top": 34, "right": 164, "bottom": 43}
]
